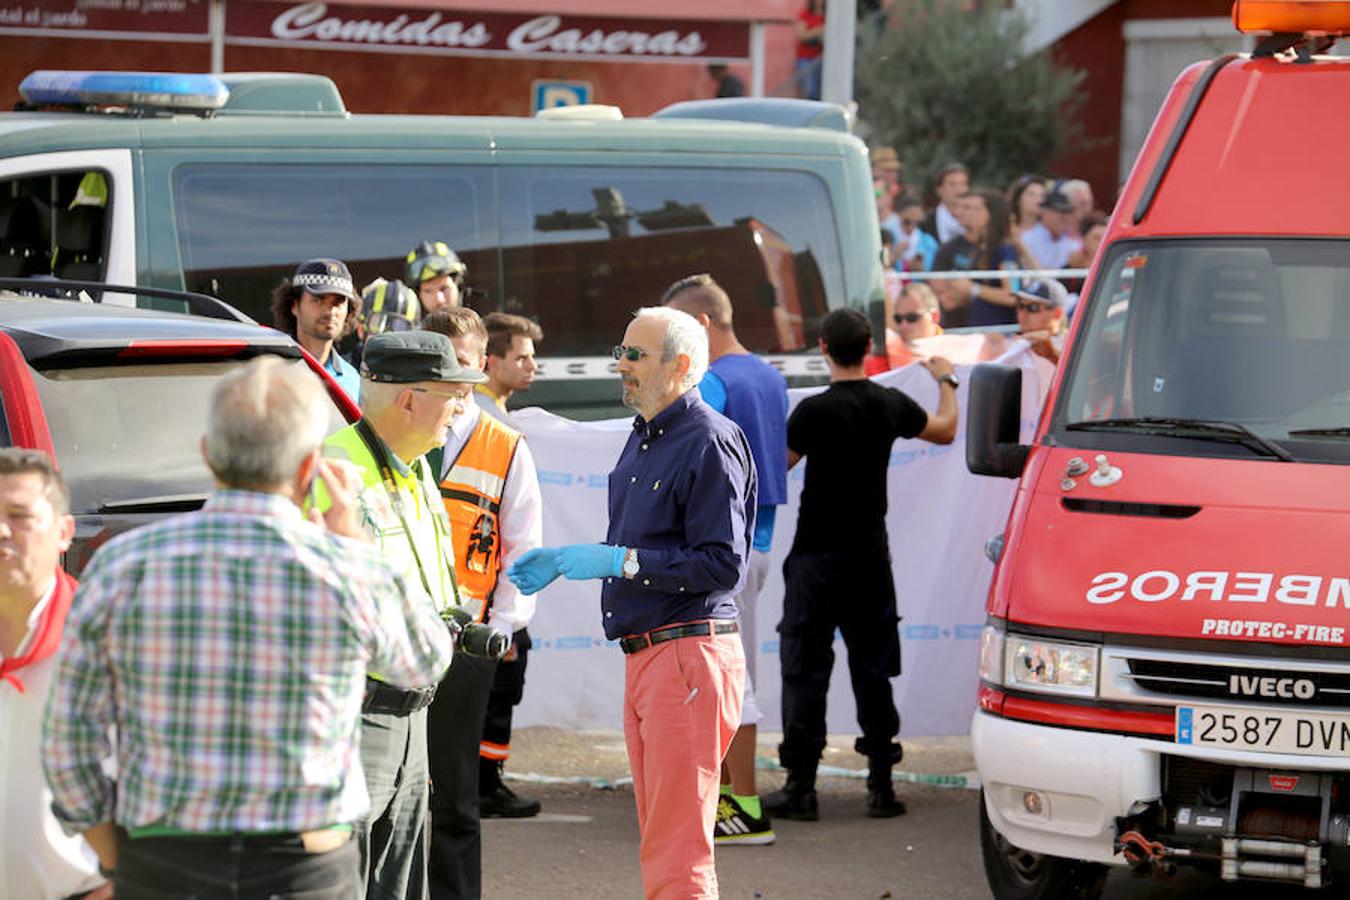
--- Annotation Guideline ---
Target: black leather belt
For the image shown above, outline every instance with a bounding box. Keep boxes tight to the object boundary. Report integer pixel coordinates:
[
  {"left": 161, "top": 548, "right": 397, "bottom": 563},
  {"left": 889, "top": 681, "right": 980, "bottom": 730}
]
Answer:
[
  {"left": 362, "top": 677, "right": 436, "bottom": 716},
  {"left": 619, "top": 620, "right": 738, "bottom": 655}
]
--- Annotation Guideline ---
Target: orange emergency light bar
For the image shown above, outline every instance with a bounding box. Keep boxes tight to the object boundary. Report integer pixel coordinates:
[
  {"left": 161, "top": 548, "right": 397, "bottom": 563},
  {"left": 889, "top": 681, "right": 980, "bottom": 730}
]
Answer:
[{"left": 1233, "top": 0, "right": 1350, "bottom": 33}]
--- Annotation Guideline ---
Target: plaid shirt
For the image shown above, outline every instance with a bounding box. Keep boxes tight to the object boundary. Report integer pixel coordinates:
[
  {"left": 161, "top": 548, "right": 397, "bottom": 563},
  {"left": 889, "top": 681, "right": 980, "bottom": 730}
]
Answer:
[{"left": 42, "top": 490, "right": 454, "bottom": 835}]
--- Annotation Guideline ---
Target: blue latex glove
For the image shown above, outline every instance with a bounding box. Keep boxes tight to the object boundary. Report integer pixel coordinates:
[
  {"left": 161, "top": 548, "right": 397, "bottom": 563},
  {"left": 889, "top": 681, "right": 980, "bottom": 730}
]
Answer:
[
  {"left": 556, "top": 543, "right": 626, "bottom": 581},
  {"left": 507, "top": 548, "right": 562, "bottom": 595}
]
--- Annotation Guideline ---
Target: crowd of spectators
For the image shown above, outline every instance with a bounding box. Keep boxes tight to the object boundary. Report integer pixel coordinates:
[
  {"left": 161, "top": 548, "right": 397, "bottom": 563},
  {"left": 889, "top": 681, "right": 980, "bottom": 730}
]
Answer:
[{"left": 869, "top": 143, "right": 1111, "bottom": 371}]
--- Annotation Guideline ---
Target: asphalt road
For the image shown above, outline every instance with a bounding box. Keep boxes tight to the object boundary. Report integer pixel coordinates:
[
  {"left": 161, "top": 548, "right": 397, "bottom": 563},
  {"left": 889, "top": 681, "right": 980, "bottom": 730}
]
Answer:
[{"left": 482, "top": 729, "right": 1318, "bottom": 899}]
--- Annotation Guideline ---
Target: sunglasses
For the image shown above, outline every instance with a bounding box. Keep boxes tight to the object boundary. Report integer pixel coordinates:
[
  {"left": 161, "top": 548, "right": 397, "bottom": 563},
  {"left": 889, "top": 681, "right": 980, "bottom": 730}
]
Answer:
[
  {"left": 1017, "top": 301, "right": 1052, "bottom": 313},
  {"left": 611, "top": 345, "right": 650, "bottom": 362},
  {"left": 900, "top": 217, "right": 923, "bottom": 228},
  {"left": 411, "top": 385, "right": 473, "bottom": 402},
  {"left": 893, "top": 312, "right": 928, "bottom": 324}
]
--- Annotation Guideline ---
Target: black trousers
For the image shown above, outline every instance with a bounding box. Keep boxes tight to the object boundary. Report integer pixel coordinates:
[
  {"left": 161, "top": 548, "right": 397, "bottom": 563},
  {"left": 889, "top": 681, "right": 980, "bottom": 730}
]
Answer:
[
  {"left": 426, "top": 651, "right": 498, "bottom": 900},
  {"left": 480, "top": 627, "right": 531, "bottom": 763},
  {"left": 116, "top": 832, "right": 359, "bottom": 899},
  {"left": 777, "top": 548, "right": 902, "bottom": 772}
]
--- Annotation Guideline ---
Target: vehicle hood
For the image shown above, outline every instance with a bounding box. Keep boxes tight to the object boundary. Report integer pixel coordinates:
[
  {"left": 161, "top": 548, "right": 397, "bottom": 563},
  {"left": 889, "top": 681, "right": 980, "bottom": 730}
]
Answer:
[{"left": 996, "top": 447, "right": 1350, "bottom": 649}]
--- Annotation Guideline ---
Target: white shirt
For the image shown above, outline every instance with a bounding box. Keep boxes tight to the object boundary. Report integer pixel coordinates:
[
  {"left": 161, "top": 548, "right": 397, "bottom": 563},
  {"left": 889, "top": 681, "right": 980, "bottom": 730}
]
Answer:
[
  {"left": 441, "top": 403, "right": 543, "bottom": 635},
  {"left": 935, "top": 203, "right": 963, "bottom": 245},
  {"left": 0, "top": 580, "right": 104, "bottom": 899},
  {"left": 1012, "top": 333, "right": 1065, "bottom": 408},
  {"left": 1021, "top": 222, "right": 1081, "bottom": 270},
  {"left": 474, "top": 386, "right": 509, "bottom": 425}
]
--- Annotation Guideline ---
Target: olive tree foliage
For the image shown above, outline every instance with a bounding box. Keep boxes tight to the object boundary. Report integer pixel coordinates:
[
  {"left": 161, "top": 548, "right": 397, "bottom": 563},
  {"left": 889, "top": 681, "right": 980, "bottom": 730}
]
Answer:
[{"left": 855, "top": 0, "right": 1087, "bottom": 195}]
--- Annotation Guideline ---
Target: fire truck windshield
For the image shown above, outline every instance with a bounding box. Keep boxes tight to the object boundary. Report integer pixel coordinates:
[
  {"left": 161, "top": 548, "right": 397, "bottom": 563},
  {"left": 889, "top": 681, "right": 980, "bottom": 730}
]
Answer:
[{"left": 1054, "top": 238, "right": 1350, "bottom": 464}]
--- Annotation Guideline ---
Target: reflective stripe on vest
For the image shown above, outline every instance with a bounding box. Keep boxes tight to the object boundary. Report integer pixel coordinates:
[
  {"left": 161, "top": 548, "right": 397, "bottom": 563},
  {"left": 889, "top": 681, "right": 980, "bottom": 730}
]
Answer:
[{"left": 440, "top": 414, "right": 520, "bottom": 622}]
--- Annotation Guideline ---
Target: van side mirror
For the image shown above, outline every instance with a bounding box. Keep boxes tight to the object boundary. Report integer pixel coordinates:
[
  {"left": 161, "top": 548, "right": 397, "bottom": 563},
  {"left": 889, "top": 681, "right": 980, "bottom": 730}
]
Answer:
[{"left": 966, "top": 364, "right": 1030, "bottom": 478}]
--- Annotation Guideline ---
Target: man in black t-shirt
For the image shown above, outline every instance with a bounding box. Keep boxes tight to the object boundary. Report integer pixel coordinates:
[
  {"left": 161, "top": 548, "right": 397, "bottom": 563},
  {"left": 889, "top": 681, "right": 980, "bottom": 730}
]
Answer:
[{"left": 764, "top": 307, "right": 957, "bottom": 822}]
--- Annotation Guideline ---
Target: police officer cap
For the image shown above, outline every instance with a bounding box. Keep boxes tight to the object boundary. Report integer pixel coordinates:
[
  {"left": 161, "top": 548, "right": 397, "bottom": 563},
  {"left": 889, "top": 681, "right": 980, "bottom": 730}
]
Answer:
[{"left": 360, "top": 331, "right": 487, "bottom": 384}]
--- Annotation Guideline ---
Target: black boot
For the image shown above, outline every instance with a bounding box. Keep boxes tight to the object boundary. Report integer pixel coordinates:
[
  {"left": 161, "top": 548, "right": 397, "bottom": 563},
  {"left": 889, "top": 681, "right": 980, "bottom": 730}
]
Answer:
[
  {"left": 763, "top": 769, "right": 819, "bottom": 822},
  {"left": 865, "top": 757, "right": 906, "bottom": 818},
  {"left": 479, "top": 758, "right": 541, "bottom": 819}
]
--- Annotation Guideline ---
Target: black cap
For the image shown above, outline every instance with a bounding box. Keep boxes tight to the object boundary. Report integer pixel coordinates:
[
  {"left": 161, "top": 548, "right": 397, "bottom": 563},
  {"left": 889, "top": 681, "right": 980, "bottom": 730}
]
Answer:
[
  {"left": 292, "top": 258, "right": 356, "bottom": 301},
  {"left": 360, "top": 331, "right": 487, "bottom": 384},
  {"left": 1041, "top": 191, "right": 1075, "bottom": 214}
]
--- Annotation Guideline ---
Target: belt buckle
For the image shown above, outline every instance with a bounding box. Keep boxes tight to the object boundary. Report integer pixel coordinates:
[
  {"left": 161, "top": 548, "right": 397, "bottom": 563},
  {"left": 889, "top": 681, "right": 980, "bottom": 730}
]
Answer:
[{"left": 622, "top": 632, "right": 652, "bottom": 655}]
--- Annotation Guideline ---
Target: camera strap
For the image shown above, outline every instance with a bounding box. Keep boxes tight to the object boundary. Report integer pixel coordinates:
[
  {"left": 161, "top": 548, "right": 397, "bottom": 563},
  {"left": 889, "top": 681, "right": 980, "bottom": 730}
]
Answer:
[{"left": 354, "top": 418, "right": 461, "bottom": 612}]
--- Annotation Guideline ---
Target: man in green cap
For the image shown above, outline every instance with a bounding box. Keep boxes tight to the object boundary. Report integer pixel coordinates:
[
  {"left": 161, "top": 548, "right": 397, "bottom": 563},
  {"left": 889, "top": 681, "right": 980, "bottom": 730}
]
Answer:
[{"left": 321, "top": 330, "right": 487, "bottom": 900}]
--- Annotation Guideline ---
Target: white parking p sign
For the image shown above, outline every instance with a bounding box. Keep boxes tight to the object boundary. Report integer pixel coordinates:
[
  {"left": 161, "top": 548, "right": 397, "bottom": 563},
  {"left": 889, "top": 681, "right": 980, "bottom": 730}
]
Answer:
[{"left": 532, "top": 80, "right": 592, "bottom": 113}]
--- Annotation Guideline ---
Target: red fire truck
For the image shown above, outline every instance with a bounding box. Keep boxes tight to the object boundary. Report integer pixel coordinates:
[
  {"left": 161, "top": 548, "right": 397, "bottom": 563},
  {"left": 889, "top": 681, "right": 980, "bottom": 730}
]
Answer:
[{"left": 967, "top": 2, "right": 1350, "bottom": 895}]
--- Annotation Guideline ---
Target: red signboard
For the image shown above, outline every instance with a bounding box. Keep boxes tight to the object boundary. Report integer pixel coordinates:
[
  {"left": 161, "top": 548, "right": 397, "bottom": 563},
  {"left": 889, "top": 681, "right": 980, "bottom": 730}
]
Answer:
[
  {"left": 0, "top": 1, "right": 748, "bottom": 63},
  {"left": 227, "top": 2, "right": 750, "bottom": 62},
  {"left": 0, "top": 0, "right": 209, "bottom": 37}
]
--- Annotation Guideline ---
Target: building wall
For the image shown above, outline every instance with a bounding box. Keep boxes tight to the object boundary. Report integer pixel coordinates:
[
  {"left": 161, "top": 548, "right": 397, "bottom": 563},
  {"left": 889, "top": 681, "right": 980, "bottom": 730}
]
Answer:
[
  {"left": 0, "top": 26, "right": 798, "bottom": 117},
  {"left": 1050, "top": 0, "right": 1233, "bottom": 212}
]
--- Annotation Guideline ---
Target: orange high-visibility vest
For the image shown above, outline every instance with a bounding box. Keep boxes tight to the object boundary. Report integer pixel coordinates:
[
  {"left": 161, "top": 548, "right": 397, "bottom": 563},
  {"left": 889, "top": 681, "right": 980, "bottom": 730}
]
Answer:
[{"left": 438, "top": 413, "right": 521, "bottom": 623}]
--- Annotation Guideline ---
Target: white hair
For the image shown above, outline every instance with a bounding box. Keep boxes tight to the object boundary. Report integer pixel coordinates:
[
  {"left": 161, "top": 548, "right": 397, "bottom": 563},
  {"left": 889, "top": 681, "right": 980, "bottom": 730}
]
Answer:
[
  {"left": 205, "top": 357, "right": 328, "bottom": 489},
  {"left": 634, "top": 306, "right": 708, "bottom": 388},
  {"left": 1060, "top": 178, "right": 1092, "bottom": 201},
  {"left": 358, "top": 378, "right": 404, "bottom": 416}
]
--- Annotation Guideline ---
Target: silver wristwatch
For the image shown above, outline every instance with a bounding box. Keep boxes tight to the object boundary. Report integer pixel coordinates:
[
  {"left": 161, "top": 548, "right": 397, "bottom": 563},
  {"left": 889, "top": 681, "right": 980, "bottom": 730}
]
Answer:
[{"left": 621, "top": 547, "right": 640, "bottom": 579}]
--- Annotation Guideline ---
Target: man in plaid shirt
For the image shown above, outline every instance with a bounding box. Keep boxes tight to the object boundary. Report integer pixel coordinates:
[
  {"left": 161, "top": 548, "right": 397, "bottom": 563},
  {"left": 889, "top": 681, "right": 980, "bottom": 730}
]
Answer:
[{"left": 42, "top": 357, "right": 455, "bottom": 898}]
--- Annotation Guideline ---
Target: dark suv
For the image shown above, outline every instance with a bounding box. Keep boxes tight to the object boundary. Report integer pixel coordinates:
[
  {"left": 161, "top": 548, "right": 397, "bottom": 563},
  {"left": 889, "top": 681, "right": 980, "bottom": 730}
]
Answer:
[{"left": 0, "top": 283, "right": 355, "bottom": 574}]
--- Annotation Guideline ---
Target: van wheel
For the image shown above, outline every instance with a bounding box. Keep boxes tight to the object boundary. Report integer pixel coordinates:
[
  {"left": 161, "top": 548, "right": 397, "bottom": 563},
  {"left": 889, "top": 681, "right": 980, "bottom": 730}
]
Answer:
[{"left": 979, "top": 790, "right": 1108, "bottom": 900}]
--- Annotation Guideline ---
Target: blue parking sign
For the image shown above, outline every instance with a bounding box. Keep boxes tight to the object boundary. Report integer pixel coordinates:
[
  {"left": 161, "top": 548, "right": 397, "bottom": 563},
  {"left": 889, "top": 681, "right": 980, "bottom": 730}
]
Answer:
[{"left": 532, "top": 80, "right": 592, "bottom": 113}]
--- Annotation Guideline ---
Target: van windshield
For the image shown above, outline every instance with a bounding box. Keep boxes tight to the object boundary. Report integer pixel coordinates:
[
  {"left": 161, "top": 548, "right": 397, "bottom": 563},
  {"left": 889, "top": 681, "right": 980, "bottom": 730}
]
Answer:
[
  {"left": 171, "top": 162, "right": 841, "bottom": 357},
  {"left": 1053, "top": 239, "right": 1350, "bottom": 464}
]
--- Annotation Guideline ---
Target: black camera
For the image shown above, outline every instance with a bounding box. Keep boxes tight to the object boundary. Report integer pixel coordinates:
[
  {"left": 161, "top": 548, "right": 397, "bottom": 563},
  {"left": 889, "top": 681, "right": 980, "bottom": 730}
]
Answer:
[{"left": 443, "top": 606, "right": 510, "bottom": 660}]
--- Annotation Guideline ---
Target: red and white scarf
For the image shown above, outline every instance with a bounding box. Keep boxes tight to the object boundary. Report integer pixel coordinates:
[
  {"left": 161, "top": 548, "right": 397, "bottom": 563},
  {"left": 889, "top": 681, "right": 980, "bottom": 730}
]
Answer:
[{"left": 0, "top": 570, "right": 77, "bottom": 694}]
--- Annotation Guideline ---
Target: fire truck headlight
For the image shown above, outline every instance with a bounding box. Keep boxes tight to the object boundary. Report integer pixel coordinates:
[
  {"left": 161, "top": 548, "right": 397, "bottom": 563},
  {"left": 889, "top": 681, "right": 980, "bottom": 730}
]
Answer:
[{"left": 1005, "top": 637, "right": 1099, "bottom": 698}]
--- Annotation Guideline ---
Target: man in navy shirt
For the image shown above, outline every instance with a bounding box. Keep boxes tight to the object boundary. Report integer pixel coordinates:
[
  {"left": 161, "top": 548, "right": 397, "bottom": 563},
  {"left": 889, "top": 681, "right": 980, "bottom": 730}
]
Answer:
[
  {"left": 665, "top": 274, "right": 786, "bottom": 847},
  {"left": 509, "top": 306, "right": 754, "bottom": 899}
]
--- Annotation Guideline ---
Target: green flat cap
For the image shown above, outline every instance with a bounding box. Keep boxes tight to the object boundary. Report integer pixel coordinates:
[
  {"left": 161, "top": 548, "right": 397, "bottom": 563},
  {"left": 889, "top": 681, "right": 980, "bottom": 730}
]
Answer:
[{"left": 361, "top": 331, "right": 487, "bottom": 384}]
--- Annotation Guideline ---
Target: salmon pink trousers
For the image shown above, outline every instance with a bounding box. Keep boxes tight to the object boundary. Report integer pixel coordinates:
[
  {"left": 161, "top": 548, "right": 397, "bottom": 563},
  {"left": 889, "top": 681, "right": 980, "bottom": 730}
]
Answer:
[{"left": 624, "top": 631, "right": 746, "bottom": 899}]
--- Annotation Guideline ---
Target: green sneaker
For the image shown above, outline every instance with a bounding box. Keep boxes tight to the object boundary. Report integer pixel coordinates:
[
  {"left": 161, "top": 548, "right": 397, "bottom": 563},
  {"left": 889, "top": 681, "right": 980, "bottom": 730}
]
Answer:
[{"left": 714, "top": 795, "right": 776, "bottom": 845}]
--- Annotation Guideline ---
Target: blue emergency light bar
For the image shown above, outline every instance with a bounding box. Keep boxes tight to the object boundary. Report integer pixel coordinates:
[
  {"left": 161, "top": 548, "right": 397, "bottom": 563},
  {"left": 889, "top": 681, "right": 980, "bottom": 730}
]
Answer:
[{"left": 19, "top": 71, "right": 229, "bottom": 112}]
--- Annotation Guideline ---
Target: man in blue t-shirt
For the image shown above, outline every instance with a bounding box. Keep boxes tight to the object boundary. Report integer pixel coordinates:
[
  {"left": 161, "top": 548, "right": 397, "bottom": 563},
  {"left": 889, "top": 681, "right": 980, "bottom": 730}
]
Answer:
[{"left": 665, "top": 274, "right": 788, "bottom": 847}]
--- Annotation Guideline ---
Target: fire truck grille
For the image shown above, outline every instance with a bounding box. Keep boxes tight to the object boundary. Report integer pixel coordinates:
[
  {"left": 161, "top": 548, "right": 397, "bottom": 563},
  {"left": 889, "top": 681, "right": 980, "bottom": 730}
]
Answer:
[{"left": 1124, "top": 658, "right": 1350, "bottom": 709}]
